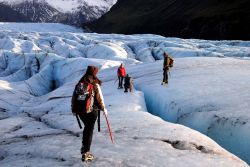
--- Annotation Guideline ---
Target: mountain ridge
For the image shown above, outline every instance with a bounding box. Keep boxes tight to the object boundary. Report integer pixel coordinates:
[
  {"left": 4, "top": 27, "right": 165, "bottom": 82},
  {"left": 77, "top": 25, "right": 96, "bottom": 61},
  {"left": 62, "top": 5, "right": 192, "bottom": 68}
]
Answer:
[{"left": 0, "top": 0, "right": 117, "bottom": 25}]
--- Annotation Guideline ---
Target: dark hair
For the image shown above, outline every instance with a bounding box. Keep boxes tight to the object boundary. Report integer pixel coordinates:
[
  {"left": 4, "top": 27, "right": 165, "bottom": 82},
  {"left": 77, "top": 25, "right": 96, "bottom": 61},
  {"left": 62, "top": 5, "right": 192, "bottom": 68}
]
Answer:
[
  {"left": 120, "top": 63, "right": 124, "bottom": 67},
  {"left": 78, "top": 66, "right": 102, "bottom": 85}
]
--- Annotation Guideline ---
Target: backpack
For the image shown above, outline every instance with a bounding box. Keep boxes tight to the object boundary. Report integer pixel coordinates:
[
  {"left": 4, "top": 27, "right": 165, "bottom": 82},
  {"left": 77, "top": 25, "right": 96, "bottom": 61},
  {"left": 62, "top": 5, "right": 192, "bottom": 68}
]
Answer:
[
  {"left": 74, "top": 82, "right": 94, "bottom": 114},
  {"left": 124, "top": 76, "right": 132, "bottom": 87},
  {"left": 169, "top": 57, "right": 174, "bottom": 68}
]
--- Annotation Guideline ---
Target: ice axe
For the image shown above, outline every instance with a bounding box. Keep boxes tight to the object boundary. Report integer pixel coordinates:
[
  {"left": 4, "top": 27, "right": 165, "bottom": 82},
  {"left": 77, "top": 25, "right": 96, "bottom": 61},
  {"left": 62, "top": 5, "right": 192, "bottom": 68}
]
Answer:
[
  {"left": 103, "top": 111, "right": 115, "bottom": 144},
  {"left": 76, "top": 115, "right": 82, "bottom": 129},
  {"left": 98, "top": 110, "right": 101, "bottom": 132},
  {"left": 114, "top": 78, "right": 118, "bottom": 86}
]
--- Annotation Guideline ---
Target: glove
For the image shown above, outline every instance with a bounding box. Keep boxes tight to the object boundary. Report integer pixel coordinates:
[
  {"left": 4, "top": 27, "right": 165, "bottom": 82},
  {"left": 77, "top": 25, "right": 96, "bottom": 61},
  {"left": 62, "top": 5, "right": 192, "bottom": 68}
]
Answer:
[{"left": 103, "top": 108, "right": 108, "bottom": 116}]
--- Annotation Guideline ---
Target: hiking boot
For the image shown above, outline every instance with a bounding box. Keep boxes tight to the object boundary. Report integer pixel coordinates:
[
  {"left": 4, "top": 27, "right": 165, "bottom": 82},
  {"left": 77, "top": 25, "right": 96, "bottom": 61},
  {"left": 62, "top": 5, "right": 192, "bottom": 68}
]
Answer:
[
  {"left": 82, "top": 152, "right": 94, "bottom": 162},
  {"left": 161, "top": 82, "right": 168, "bottom": 86}
]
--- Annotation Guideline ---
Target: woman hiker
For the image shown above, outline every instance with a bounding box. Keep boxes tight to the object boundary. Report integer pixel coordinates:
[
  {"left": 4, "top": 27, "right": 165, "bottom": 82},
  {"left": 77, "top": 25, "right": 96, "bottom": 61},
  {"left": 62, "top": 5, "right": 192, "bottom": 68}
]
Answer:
[{"left": 71, "top": 65, "right": 107, "bottom": 162}]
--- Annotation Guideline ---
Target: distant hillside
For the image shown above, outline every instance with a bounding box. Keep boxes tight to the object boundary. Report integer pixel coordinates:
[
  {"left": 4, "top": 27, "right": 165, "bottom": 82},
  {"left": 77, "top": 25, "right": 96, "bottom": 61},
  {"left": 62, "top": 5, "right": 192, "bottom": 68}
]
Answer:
[
  {"left": 0, "top": 3, "right": 30, "bottom": 22},
  {"left": 86, "top": 0, "right": 250, "bottom": 40}
]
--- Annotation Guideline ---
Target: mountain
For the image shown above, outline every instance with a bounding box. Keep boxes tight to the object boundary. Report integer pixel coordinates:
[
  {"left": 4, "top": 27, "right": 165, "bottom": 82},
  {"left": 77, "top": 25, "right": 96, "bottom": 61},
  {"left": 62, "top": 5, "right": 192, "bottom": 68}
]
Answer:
[
  {"left": 9, "top": 1, "right": 62, "bottom": 23},
  {"left": 0, "top": 3, "right": 31, "bottom": 22},
  {"left": 86, "top": 0, "right": 250, "bottom": 40},
  {"left": 0, "top": 0, "right": 117, "bottom": 25}
]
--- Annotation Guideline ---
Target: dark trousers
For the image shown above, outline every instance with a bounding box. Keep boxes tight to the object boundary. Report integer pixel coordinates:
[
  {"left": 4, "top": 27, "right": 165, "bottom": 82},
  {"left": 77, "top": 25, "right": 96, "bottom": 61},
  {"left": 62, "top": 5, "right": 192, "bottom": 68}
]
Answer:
[
  {"left": 124, "top": 84, "right": 132, "bottom": 92},
  {"left": 163, "top": 69, "right": 169, "bottom": 83},
  {"left": 124, "top": 85, "right": 129, "bottom": 92},
  {"left": 79, "top": 111, "right": 98, "bottom": 154},
  {"left": 118, "top": 76, "right": 124, "bottom": 88}
]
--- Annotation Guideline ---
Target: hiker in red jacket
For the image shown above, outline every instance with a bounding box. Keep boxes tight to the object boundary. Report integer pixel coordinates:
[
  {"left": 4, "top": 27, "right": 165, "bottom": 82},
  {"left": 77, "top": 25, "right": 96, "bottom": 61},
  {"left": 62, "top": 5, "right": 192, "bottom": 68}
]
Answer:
[{"left": 117, "top": 63, "right": 126, "bottom": 89}]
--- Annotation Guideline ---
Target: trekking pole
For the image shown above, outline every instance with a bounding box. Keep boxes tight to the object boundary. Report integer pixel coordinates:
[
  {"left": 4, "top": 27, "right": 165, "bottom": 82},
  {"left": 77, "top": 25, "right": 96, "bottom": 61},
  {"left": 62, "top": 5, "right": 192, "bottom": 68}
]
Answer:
[
  {"left": 98, "top": 110, "right": 101, "bottom": 132},
  {"left": 169, "top": 71, "right": 171, "bottom": 78},
  {"left": 76, "top": 115, "right": 82, "bottom": 129},
  {"left": 103, "top": 111, "right": 115, "bottom": 144},
  {"left": 114, "top": 78, "right": 118, "bottom": 86}
]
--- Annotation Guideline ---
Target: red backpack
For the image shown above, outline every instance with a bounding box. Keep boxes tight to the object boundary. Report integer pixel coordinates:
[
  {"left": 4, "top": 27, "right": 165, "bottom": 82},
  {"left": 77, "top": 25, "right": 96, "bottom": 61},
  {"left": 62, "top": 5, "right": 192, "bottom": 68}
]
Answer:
[{"left": 74, "top": 82, "right": 94, "bottom": 114}]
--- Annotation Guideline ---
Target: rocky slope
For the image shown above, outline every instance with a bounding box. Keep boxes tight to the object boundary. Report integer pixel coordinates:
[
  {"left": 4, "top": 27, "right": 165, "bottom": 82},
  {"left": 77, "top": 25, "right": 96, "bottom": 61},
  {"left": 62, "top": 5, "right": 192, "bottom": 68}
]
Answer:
[
  {"left": 0, "top": 3, "right": 31, "bottom": 22},
  {"left": 87, "top": 0, "right": 250, "bottom": 40}
]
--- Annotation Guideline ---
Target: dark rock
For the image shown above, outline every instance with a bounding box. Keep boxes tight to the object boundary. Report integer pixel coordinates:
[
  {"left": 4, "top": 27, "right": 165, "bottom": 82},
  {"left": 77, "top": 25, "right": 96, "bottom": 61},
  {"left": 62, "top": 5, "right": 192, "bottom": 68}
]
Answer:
[
  {"left": 86, "top": 0, "right": 250, "bottom": 40},
  {"left": 0, "top": 3, "right": 30, "bottom": 22}
]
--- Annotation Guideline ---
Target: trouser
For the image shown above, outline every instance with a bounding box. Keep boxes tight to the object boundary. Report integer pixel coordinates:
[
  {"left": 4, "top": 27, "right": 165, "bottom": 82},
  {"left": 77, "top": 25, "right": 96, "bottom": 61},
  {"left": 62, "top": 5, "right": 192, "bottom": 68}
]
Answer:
[
  {"left": 79, "top": 110, "right": 98, "bottom": 154},
  {"left": 124, "top": 84, "right": 132, "bottom": 92},
  {"left": 163, "top": 69, "right": 169, "bottom": 83},
  {"left": 118, "top": 76, "right": 124, "bottom": 88}
]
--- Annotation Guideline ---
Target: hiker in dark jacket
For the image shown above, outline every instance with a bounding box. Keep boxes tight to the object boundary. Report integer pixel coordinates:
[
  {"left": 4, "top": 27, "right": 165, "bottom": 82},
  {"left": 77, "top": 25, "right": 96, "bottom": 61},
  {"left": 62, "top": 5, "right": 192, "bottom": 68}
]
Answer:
[
  {"left": 124, "top": 74, "right": 133, "bottom": 93},
  {"left": 117, "top": 63, "right": 126, "bottom": 89},
  {"left": 162, "top": 52, "right": 173, "bottom": 85},
  {"left": 71, "top": 65, "right": 107, "bottom": 162}
]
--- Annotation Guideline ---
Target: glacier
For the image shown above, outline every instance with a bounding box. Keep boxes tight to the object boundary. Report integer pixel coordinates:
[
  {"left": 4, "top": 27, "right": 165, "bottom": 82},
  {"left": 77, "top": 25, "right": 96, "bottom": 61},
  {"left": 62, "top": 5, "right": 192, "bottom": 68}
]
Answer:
[{"left": 0, "top": 23, "right": 249, "bottom": 166}]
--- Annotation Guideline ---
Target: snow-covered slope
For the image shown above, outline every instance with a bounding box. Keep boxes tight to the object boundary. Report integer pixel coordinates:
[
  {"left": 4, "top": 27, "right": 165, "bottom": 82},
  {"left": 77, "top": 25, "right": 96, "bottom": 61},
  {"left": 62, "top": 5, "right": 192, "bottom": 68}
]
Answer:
[
  {"left": 0, "top": 22, "right": 83, "bottom": 32},
  {"left": 0, "top": 0, "right": 116, "bottom": 13},
  {"left": 0, "top": 23, "right": 249, "bottom": 166},
  {"left": 0, "top": 0, "right": 117, "bottom": 25}
]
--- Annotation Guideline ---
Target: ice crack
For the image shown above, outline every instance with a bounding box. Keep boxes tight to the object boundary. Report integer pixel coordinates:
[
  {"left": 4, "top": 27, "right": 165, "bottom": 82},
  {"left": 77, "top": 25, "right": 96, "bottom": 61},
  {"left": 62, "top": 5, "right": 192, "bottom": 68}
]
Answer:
[{"left": 161, "top": 140, "right": 213, "bottom": 154}]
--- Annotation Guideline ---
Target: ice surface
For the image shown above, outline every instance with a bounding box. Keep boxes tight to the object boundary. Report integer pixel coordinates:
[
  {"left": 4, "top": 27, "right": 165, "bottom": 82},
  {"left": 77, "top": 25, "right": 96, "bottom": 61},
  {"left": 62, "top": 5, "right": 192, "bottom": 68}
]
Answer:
[
  {"left": 0, "top": 23, "right": 249, "bottom": 166},
  {"left": 133, "top": 57, "right": 250, "bottom": 163},
  {"left": 0, "top": 23, "right": 83, "bottom": 33}
]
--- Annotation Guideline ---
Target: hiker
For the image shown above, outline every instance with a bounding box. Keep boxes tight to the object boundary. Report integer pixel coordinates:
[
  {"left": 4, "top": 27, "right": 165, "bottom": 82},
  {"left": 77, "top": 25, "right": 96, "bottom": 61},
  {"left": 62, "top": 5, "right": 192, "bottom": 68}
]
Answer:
[
  {"left": 124, "top": 74, "right": 133, "bottom": 93},
  {"left": 117, "top": 63, "right": 126, "bottom": 89},
  {"left": 162, "top": 52, "right": 174, "bottom": 85},
  {"left": 71, "top": 65, "right": 107, "bottom": 162}
]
